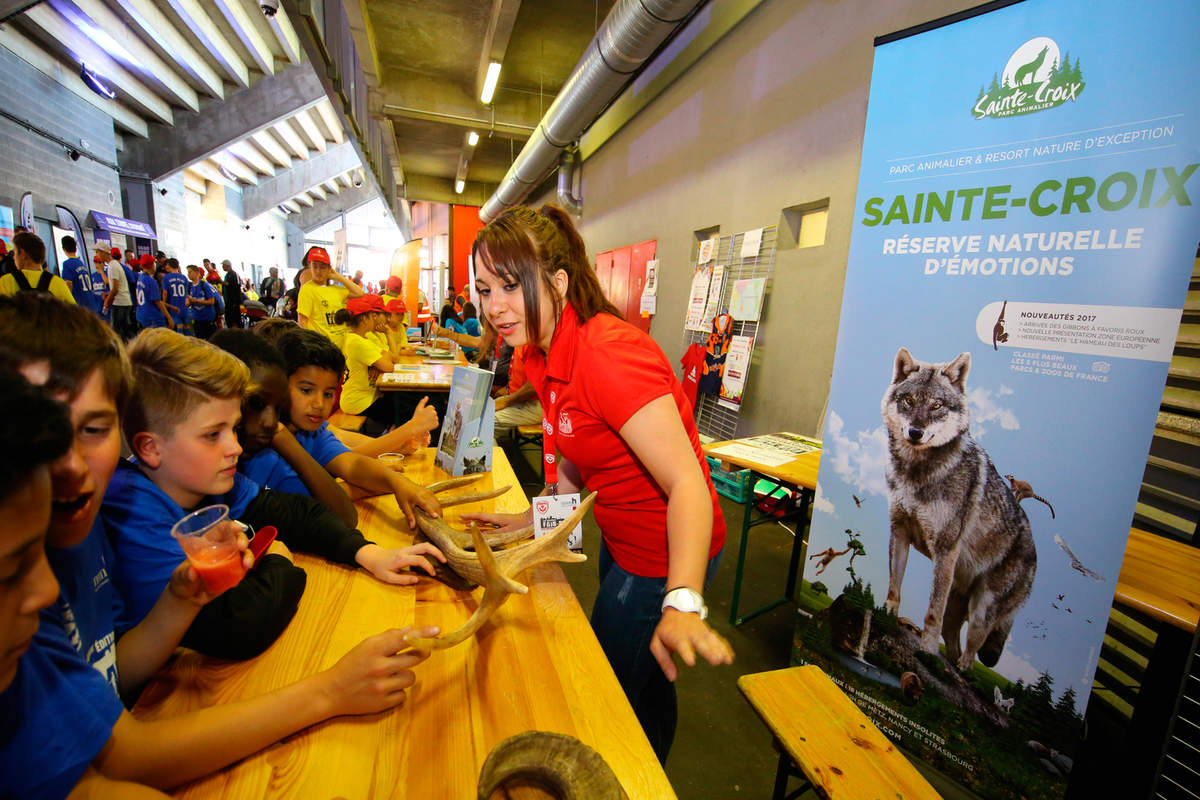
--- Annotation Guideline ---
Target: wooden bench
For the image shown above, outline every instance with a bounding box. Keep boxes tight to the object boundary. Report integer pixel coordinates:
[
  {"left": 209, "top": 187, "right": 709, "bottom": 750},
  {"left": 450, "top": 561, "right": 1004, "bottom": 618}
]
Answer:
[{"left": 738, "top": 665, "right": 941, "bottom": 800}]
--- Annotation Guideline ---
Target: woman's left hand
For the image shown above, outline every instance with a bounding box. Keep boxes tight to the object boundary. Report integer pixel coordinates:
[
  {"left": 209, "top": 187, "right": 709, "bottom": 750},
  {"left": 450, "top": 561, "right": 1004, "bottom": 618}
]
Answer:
[
  {"left": 650, "top": 608, "right": 735, "bottom": 681},
  {"left": 356, "top": 543, "right": 446, "bottom": 585}
]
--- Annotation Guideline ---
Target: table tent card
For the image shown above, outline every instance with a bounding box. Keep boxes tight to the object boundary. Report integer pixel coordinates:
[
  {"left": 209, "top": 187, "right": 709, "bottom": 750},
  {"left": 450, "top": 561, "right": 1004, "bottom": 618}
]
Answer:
[{"left": 436, "top": 365, "right": 495, "bottom": 476}]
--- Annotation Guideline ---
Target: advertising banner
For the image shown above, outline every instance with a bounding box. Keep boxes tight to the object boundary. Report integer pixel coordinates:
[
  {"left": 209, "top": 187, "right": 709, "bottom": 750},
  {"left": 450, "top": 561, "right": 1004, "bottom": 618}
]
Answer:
[{"left": 795, "top": 2, "right": 1199, "bottom": 799}]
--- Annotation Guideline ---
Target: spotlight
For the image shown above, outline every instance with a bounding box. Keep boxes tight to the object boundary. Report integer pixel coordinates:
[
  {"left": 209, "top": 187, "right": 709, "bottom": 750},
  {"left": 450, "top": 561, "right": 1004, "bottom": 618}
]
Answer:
[
  {"left": 455, "top": 179, "right": 465, "bottom": 194},
  {"left": 467, "top": 131, "right": 479, "bottom": 147},
  {"left": 158, "top": 187, "right": 168, "bottom": 196},
  {"left": 68, "top": 149, "right": 81, "bottom": 161},
  {"left": 80, "top": 63, "right": 116, "bottom": 99}
]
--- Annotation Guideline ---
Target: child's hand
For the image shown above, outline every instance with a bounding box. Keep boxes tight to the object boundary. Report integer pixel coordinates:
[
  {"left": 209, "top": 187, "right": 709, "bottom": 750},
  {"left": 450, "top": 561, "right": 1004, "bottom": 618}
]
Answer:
[
  {"left": 266, "top": 539, "right": 293, "bottom": 562},
  {"left": 392, "top": 478, "right": 441, "bottom": 528},
  {"left": 400, "top": 431, "right": 431, "bottom": 455},
  {"left": 409, "top": 396, "right": 439, "bottom": 433},
  {"left": 355, "top": 543, "right": 446, "bottom": 585},
  {"left": 318, "top": 627, "right": 439, "bottom": 717},
  {"left": 459, "top": 509, "right": 532, "bottom": 535},
  {"left": 166, "top": 531, "right": 253, "bottom": 606}
]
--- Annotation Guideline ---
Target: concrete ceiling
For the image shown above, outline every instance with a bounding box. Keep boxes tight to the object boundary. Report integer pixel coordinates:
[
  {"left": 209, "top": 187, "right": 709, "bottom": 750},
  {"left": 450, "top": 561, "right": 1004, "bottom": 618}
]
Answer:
[{"left": 355, "top": 0, "right": 618, "bottom": 203}]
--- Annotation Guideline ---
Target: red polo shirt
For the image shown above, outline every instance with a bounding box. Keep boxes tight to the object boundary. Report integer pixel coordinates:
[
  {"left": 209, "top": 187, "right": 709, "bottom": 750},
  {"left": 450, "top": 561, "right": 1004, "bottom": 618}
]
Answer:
[{"left": 522, "top": 306, "right": 725, "bottom": 577}]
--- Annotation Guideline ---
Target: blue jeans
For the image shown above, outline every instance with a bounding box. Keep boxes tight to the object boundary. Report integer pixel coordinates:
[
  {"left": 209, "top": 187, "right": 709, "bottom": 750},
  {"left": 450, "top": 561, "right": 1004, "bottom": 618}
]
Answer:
[{"left": 591, "top": 541, "right": 722, "bottom": 764}]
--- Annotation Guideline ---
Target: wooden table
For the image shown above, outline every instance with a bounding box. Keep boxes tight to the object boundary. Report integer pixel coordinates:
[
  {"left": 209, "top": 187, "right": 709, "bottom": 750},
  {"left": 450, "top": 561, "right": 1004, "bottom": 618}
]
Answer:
[
  {"left": 377, "top": 350, "right": 469, "bottom": 392},
  {"left": 739, "top": 665, "right": 941, "bottom": 800},
  {"left": 1115, "top": 527, "right": 1200, "bottom": 632},
  {"left": 703, "top": 435, "right": 822, "bottom": 625},
  {"left": 134, "top": 447, "right": 674, "bottom": 799}
]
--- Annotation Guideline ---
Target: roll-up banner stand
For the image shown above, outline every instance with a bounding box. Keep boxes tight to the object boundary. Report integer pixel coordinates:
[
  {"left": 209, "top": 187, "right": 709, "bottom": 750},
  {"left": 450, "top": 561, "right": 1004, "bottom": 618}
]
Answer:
[{"left": 795, "top": 1, "right": 1199, "bottom": 798}]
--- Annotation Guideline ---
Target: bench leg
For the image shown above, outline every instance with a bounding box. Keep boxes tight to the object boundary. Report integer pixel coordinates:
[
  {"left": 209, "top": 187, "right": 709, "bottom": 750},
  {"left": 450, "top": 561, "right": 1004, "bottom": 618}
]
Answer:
[{"left": 772, "top": 749, "right": 813, "bottom": 800}]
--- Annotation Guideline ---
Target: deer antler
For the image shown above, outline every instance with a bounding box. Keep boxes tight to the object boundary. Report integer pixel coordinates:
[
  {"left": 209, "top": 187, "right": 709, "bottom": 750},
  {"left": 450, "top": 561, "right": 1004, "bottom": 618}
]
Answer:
[{"left": 408, "top": 493, "right": 595, "bottom": 649}]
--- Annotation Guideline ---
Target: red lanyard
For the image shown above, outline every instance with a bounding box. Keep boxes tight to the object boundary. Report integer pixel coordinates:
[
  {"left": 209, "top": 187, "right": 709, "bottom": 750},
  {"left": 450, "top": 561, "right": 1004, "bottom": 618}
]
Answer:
[{"left": 541, "top": 381, "right": 559, "bottom": 489}]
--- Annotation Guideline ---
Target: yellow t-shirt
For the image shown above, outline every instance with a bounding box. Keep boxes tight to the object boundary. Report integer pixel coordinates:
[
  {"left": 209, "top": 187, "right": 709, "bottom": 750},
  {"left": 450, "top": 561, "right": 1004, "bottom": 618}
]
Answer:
[
  {"left": 297, "top": 281, "right": 350, "bottom": 347},
  {"left": 340, "top": 331, "right": 384, "bottom": 415},
  {"left": 0, "top": 269, "right": 76, "bottom": 304}
]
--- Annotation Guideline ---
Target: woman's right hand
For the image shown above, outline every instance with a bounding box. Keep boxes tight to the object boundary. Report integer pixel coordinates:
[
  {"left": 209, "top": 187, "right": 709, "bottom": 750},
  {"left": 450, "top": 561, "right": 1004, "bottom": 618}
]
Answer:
[
  {"left": 458, "top": 509, "right": 532, "bottom": 533},
  {"left": 319, "top": 627, "right": 438, "bottom": 717}
]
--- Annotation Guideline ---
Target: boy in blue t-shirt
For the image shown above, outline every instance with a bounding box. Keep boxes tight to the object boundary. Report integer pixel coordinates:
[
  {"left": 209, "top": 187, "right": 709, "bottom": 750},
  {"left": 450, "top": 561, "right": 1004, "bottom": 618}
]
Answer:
[
  {"left": 134, "top": 254, "right": 170, "bottom": 330},
  {"left": 90, "top": 255, "right": 110, "bottom": 320},
  {"left": 187, "top": 263, "right": 218, "bottom": 339},
  {"left": 275, "top": 328, "right": 442, "bottom": 528},
  {"left": 105, "top": 328, "right": 445, "bottom": 657},
  {"left": 59, "top": 234, "right": 96, "bottom": 313},
  {"left": 160, "top": 258, "right": 191, "bottom": 336},
  {"left": 209, "top": 328, "right": 358, "bottom": 528},
  {"left": 0, "top": 294, "right": 438, "bottom": 796}
]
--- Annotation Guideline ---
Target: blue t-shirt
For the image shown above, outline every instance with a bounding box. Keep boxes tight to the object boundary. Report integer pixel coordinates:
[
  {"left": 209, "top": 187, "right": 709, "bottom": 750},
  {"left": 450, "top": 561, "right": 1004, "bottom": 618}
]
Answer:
[
  {"left": 0, "top": 519, "right": 125, "bottom": 799},
  {"left": 293, "top": 421, "right": 351, "bottom": 467},
  {"left": 60, "top": 257, "right": 94, "bottom": 311},
  {"left": 241, "top": 448, "right": 309, "bottom": 496},
  {"left": 190, "top": 279, "right": 217, "bottom": 322},
  {"left": 462, "top": 317, "right": 481, "bottom": 357},
  {"left": 102, "top": 459, "right": 261, "bottom": 628},
  {"left": 134, "top": 272, "right": 166, "bottom": 327},
  {"left": 161, "top": 272, "right": 190, "bottom": 325},
  {"left": 90, "top": 269, "right": 108, "bottom": 318}
]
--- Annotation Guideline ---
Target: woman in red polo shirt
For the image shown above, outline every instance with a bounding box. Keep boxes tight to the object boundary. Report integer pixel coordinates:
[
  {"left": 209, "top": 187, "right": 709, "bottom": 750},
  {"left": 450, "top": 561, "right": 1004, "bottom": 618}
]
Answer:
[{"left": 464, "top": 204, "right": 733, "bottom": 762}]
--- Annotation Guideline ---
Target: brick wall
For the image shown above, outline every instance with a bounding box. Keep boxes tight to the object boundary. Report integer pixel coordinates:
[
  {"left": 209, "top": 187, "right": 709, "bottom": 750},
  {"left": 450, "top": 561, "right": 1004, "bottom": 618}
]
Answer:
[{"left": 0, "top": 43, "right": 122, "bottom": 248}]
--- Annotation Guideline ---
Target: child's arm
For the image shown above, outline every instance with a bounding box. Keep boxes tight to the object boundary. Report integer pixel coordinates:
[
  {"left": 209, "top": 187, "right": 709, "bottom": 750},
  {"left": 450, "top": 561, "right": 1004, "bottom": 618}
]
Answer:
[
  {"left": 92, "top": 628, "right": 438, "bottom": 789},
  {"left": 270, "top": 423, "right": 358, "bottom": 528},
  {"left": 326, "top": 451, "right": 440, "bottom": 527},
  {"left": 241, "top": 488, "right": 444, "bottom": 585},
  {"left": 350, "top": 396, "right": 439, "bottom": 459},
  {"left": 116, "top": 546, "right": 254, "bottom": 693}
]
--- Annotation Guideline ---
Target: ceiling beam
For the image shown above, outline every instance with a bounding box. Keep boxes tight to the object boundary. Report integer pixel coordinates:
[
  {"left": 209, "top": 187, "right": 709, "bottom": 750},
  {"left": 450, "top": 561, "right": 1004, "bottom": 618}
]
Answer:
[
  {"left": 240, "top": 140, "right": 360, "bottom": 219},
  {"left": 294, "top": 108, "right": 326, "bottom": 153},
  {"left": 273, "top": 118, "right": 310, "bottom": 160},
  {"left": 211, "top": 0, "right": 276, "bottom": 76},
  {"left": 252, "top": 129, "right": 292, "bottom": 169},
  {"left": 380, "top": 80, "right": 538, "bottom": 140},
  {"left": 290, "top": 182, "right": 376, "bottom": 233},
  {"left": 50, "top": 0, "right": 200, "bottom": 112},
  {"left": 229, "top": 139, "right": 275, "bottom": 176},
  {"left": 323, "top": 179, "right": 340, "bottom": 195},
  {"left": 109, "top": 0, "right": 224, "bottom": 98},
  {"left": 340, "top": 0, "right": 380, "bottom": 88},
  {"left": 212, "top": 150, "right": 259, "bottom": 185},
  {"left": 475, "top": 0, "right": 521, "bottom": 100},
  {"left": 266, "top": 6, "right": 302, "bottom": 64},
  {"left": 308, "top": 184, "right": 326, "bottom": 201},
  {"left": 0, "top": 24, "right": 148, "bottom": 137},
  {"left": 294, "top": 193, "right": 313, "bottom": 207},
  {"left": 182, "top": 169, "right": 208, "bottom": 195},
  {"left": 20, "top": 5, "right": 174, "bottom": 124},
  {"left": 190, "top": 159, "right": 236, "bottom": 188},
  {"left": 314, "top": 99, "right": 344, "bottom": 145},
  {"left": 163, "top": 0, "right": 250, "bottom": 88},
  {"left": 117, "top": 62, "right": 325, "bottom": 180}
]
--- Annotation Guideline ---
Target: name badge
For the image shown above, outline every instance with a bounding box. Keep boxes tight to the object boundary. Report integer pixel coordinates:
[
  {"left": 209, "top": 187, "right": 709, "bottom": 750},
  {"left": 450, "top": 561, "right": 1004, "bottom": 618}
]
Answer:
[{"left": 532, "top": 493, "right": 583, "bottom": 553}]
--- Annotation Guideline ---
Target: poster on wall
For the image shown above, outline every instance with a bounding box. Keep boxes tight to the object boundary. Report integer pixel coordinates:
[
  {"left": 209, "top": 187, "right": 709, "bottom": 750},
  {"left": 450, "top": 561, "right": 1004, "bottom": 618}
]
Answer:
[
  {"left": 684, "top": 265, "right": 712, "bottom": 331},
  {"left": 717, "top": 334, "right": 752, "bottom": 410},
  {"left": 794, "top": 3, "right": 1200, "bottom": 800},
  {"left": 0, "top": 206, "right": 13, "bottom": 248},
  {"left": 701, "top": 264, "right": 725, "bottom": 329}
]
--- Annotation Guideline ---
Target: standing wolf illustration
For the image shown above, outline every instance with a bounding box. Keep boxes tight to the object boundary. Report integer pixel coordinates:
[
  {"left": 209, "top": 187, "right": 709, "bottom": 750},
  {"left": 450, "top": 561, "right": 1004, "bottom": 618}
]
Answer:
[{"left": 882, "top": 348, "right": 1036, "bottom": 670}]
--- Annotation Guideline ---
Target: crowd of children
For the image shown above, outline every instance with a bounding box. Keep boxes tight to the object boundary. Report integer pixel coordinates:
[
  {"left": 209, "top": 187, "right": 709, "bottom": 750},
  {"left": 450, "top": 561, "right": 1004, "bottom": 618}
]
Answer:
[{"left": 0, "top": 294, "right": 445, "bottom": 797}]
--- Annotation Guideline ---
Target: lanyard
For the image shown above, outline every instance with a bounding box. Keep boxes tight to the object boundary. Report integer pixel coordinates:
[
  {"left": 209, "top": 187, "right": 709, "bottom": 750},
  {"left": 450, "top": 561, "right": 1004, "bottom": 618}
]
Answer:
[{"left": 541, "top": 381, "right": 559, "bottom": 490}]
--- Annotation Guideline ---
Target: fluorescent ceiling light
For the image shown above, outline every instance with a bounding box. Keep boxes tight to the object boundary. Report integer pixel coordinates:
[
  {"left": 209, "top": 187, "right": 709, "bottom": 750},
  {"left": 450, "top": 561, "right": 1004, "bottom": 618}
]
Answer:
[
  {"left": 467, "top": 131, "right": 479, "bottom": 147},
  {"left": 480, "top": 61, "right": 501, "bottom": 104},
  {"left": 80, "top": 64, "right": 116, "bottom": 99},
  {"left": 455, "top": 179, "right": 465, "bottom": 194}
]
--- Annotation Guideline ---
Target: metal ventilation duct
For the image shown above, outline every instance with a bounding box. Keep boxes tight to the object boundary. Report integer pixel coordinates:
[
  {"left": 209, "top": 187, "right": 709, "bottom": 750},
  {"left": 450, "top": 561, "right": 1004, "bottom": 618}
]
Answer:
[{"left": 480, "top": 0, "right": 702, "bottom": 222}]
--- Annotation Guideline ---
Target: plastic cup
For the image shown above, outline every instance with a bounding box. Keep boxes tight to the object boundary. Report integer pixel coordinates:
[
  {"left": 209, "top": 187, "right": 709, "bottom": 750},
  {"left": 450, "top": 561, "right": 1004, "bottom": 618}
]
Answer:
[
  {"left": 378, "top": 452, "right": 405, "bottom": 471},
  {"left": 171, "top": 504, "right": 247, "bottom": 594}
]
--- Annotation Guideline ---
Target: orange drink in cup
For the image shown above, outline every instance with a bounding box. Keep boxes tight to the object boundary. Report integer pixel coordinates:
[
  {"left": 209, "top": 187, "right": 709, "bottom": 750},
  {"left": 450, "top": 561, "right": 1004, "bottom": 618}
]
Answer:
[{"left": 171, "top": 504, "right": 247, "bottom": 594}]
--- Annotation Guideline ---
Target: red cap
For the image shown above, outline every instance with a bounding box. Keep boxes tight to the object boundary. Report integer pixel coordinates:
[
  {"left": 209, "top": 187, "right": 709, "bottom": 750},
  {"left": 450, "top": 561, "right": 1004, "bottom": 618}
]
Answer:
[
  {"left": 139, "top": 253, "right": 155, "bottom": 267},
  {"left": 385, "top": 298, "right": 407, "bottom": 314},
  {"left": 0, "top": 241, "right": 6, "bottom": 255},
  {"left": 346, "top": 294, "right": 386, "bottom": 315},
  {"left": 111, "top": 247, "right": 122, "bottom": 259},
  {"left": 386, "top": 275, "right": 403, "bottom": 294},
  {"left": 305, "top": 246, "right": 331, "bottom": 265}
]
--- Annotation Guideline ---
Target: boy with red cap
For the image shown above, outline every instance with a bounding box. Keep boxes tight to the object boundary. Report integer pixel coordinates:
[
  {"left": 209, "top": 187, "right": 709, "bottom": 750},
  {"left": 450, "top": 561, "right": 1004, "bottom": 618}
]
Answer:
[{"left": 297, "top": 245, "right": 363, "bottom": 348}]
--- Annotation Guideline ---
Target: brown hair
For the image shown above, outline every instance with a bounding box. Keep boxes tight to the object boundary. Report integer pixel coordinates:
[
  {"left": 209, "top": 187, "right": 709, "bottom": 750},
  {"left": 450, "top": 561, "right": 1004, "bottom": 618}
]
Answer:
[
  {"left": 12, "top": 231, "right": 45, "bottom": 265},
  {"left": 0, "top": 294, "right": 132, "bottom": 413},
  {"left": 471, "top": 204, "right": 620, "bottom": 349},
  {"left": 125, "top": 328, "right": 248, "bottom": 442}
]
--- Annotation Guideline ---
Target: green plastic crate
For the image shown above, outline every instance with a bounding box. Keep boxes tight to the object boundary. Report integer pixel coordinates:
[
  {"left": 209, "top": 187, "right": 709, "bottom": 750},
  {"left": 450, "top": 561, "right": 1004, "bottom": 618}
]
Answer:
[{"left": 706, "top": 455, "right": 754, "bottom": 503}]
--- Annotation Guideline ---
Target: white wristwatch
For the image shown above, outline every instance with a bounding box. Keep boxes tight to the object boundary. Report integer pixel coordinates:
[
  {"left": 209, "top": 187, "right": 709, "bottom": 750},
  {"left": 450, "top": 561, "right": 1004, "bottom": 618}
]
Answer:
[{"left": 662, "top": 587, "right": 708, "bottom": 620}]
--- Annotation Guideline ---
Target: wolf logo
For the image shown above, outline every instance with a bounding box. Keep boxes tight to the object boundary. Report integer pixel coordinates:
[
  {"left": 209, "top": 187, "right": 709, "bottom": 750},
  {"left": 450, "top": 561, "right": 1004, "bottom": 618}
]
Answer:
[{"left": 881, "top": 347, "right": 1036, "bottom": 671}]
